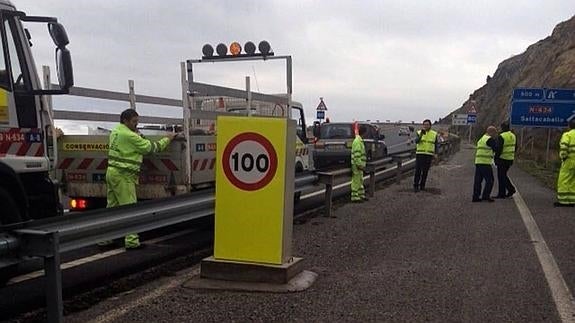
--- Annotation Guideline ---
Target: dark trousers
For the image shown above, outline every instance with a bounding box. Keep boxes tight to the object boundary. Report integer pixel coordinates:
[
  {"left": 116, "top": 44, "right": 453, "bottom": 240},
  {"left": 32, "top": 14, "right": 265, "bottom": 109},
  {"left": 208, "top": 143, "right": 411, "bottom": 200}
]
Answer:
[
  {"left": 414, "top": 154, "right": 433, "bottom": 189},
  {"left": 473, "top": 164, "right": 494, "bottom": 200},
  {"left": 496, "top": 159, "right": 516, "bottom": 197}
]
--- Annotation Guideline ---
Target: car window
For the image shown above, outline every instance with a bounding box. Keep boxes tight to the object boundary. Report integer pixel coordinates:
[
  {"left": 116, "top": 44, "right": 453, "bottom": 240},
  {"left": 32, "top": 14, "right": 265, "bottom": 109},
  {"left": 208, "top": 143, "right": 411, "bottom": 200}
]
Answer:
[{"left": 320, "top": 124, "right": 353, "bottom": 139}]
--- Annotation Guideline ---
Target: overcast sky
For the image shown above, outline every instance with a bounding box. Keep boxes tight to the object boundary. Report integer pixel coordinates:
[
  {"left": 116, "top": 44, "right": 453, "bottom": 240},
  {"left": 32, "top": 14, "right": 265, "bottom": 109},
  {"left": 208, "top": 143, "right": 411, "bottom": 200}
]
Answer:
[{"left": 15, "top": 0, "right": 575, "bottom": 127}]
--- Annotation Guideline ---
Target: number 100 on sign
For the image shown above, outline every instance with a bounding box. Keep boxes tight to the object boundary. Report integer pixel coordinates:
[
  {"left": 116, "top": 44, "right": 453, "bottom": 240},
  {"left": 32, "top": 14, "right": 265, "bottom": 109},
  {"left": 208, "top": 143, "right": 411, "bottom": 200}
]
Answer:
[{"left": 222, "top": 132, "right": 278, "bottom": 191}]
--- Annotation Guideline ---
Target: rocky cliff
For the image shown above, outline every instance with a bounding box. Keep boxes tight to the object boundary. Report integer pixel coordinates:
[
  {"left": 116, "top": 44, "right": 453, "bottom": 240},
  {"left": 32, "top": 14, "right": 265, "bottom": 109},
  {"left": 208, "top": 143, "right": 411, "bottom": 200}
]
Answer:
[{"left": 446, "top": 15, "right": 575, "bottom": 146}]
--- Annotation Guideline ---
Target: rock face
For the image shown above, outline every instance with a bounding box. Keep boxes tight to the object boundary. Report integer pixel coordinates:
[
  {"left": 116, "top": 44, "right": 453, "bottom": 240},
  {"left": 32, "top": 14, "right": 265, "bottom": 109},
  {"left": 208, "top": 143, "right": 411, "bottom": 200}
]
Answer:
[{"left": 446, "top": 15, "right": 575, "bottom": 140}]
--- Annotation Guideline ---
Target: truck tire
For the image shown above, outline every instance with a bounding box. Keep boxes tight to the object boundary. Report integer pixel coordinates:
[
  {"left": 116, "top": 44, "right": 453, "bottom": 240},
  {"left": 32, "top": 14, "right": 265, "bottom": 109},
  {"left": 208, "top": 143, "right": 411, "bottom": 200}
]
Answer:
[{"left": 0, "top": 187, "right": 22, "bottom": 225}]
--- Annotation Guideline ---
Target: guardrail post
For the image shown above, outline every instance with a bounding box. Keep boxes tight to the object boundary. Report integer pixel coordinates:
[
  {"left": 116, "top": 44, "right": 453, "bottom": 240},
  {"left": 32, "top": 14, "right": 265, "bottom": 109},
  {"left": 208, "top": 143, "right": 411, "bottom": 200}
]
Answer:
[
  {"left": 367, "top": 165, "right": 376, "bottom": 198},
  {"left": 318, "top": 173, "right": 334, "bottom": 217},
  {"left": 395, "top": 158, "right": 402, "bottom": 184},
  {"left": 45, "top": 232, "right": 62, "bottom": 323}
]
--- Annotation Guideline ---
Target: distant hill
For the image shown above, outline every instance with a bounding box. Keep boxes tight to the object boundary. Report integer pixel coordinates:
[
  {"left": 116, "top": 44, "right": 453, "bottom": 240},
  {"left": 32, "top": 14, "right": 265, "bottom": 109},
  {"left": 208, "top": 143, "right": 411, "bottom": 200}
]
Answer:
[{"left": 445, "top": 15, "right": 575, "bottom": 146}]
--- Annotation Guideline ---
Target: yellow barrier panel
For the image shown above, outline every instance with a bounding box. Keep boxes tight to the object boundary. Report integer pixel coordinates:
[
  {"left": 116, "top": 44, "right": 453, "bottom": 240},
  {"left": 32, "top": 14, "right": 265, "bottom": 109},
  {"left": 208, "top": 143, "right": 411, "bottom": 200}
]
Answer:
[{"left": 214, "top": 116, "right": 295, "bottom": 265}]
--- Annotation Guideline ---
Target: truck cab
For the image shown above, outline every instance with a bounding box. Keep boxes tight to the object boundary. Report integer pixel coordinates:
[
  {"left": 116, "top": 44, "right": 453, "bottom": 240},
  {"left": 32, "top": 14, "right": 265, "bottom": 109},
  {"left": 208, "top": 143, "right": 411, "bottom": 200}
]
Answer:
[{"left": 0, "top": 0, "right": 73, "bottom": 226}]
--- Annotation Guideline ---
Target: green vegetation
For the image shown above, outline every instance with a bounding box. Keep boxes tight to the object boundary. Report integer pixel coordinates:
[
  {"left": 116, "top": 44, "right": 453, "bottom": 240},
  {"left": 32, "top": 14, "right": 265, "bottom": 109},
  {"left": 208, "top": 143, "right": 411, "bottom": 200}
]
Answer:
[{"left": 515, "top": 158, "right": 559, "bottom": 190}]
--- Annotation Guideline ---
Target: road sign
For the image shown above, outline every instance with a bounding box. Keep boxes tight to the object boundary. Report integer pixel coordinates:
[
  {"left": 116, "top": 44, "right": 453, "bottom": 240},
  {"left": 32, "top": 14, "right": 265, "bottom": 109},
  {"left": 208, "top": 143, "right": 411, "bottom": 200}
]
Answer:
[
  {"left": 545, "top": 88, "right": 575, "bottom": 101},
  {"left": 511, "top": 87, "right": 575, "bottom": 128},
  {"left": 221, "top": 132, "right": 278, "bottom": 191},
  {"left": 467, "top": 114, "right": 477, "bottom": 124},
  {"left": 316, "top": 110, "right": 325, "bottom": 119},
  {"left": 215, "top": 116, "right": 295, "bottom": 265},
  {"left": 510, "top": 101, "right": 575, "bottom": 128},
  {"left": 513, "top": 88, "right": 544, "bottom": 100},
  {"left": 316, "top": 97, "right": 327, "bottom": 111},
  {"left": 452, "top": 114, "right": 469, "bottom": 126}
]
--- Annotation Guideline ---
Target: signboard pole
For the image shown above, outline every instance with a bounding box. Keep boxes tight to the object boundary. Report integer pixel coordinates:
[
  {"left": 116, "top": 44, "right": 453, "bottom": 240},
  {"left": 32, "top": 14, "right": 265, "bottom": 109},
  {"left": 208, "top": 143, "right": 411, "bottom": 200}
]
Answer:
[
  {"left": 468, "top": 124, "right": 472, "bottom": 143},
  {"left": 546, "top": 128, "right": 551, "bottom": 168}
]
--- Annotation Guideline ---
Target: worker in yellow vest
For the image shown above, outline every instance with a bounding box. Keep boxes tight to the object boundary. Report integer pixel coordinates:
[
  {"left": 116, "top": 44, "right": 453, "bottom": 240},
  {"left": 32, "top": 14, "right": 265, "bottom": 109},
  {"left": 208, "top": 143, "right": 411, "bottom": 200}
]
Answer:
[
  {"left": 413, "top": 119, "right": 438, "bottom": 192},
  {"left": 351, "top": 122, "right": 367, "bottom": 202},
  {"left": 555, "top": 118, "right": 575, "bottom": 207},
  {"left": 494, "top": 122, "right": 517, "bottom": 198},
  {"left": 472, "top": 126, "right": 498, "bottom": 202},
  {"left": 105, "top": 109, "right": 177, "bottom": 249}
]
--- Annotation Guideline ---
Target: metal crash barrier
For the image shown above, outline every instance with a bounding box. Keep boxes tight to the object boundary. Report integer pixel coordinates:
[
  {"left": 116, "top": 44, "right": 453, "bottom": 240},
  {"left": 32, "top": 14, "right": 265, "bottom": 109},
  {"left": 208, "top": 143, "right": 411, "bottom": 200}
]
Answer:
[{"left": 315, "top": 138, "right": 460, "bottom": 217}]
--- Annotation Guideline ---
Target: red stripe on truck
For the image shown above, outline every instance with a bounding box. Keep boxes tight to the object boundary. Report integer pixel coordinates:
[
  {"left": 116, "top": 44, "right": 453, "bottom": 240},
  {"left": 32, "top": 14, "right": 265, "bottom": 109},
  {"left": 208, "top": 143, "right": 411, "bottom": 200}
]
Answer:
[
  {"left": 161, "top": 159, "right": 178, "bottom": 171},
  {"left": 58, "top": 158, "right": 74, "bottom": 169},
  {"left": 77, "top": 158, "right": 94, "bottom": 170}
]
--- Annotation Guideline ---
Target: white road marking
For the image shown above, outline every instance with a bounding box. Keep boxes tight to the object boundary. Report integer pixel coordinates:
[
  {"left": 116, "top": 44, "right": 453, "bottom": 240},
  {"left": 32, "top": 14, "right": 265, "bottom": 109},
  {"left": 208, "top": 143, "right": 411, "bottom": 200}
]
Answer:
[
  {"left": 513, "top": 189, "right": 575, "bottom": 322},
  {"left": 7, "top": 228, "right": 199, "bottom": 285}
]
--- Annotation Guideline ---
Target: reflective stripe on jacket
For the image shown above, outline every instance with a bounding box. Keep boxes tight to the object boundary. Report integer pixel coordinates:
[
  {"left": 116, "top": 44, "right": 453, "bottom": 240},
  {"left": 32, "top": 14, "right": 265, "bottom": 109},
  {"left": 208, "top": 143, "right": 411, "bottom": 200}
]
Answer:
[
  {"left": 500, "top": 131, "right": 516, "bottom": 160},
  {"left": 559, "top": 129, "right": 575, "bottom": 161},
  {"left": 107, "top": 124, "right": 170, "bottom": 177},
  {"left": 351, "top": 135, "right": 366, "bottom": 168},
  {"left": 475, "top": 134, "right": 494, "bottom": 165},
  {"left": 416, "top": 129, "right": 437, "bottom": 155}
]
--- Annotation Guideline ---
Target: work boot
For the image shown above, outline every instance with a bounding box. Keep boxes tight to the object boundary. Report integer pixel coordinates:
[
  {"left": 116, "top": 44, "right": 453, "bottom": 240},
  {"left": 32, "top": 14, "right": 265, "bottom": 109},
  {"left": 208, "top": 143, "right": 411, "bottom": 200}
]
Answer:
[{"left": 413, "top": 185, "right": 419, "bottom": 193}]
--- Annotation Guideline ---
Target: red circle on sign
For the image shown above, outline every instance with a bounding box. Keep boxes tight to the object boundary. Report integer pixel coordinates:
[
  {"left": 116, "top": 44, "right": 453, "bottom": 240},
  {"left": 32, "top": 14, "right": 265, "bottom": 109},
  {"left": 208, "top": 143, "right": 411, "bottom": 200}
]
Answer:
[{"left": 222, "top": 132, "right": 278, "bottom": 191}]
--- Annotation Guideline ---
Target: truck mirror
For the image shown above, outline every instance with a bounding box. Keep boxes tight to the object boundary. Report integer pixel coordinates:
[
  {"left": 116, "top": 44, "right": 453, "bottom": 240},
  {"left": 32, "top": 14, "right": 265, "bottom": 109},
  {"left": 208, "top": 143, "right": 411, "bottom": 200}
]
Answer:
[
  {"left": 408, "top": 126, "right": 415, "bottom": 132},
  {"left": 48, "top": 22, "right": 69, "bottom": 48},
  {"left": 379, "top": 133, "right": 385, "bottom": 140},
  {"left": 56, "top": 47, "right": 74, "bottom": 89}
]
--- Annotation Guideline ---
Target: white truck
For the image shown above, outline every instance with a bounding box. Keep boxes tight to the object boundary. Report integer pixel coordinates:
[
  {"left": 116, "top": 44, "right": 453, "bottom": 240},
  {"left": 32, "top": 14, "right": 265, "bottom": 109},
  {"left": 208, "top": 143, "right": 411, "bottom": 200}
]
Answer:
[
  {"left": 55, "top": 57, "right": 312, "bottom": 210},
  {"left": 0, "top": 0, "right": 73, "bottom": 226}
]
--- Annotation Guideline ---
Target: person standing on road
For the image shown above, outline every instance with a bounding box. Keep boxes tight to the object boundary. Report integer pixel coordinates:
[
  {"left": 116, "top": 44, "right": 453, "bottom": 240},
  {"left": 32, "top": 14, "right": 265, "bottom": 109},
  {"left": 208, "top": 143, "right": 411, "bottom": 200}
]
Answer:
[
  {"left": 413, "top": 119, "right": 439, "bottom": 192},
  {"left": 555, "top": 118, "right": 575, "bottom": 207},
  {"left": 494, "top": 122, "right": 517, "bottom": 199},
  {"left": 351, "top": 123, "right": 367, "bottom": 202},
  {"left": 105, "top": 109, "right": 177, "bottom": 249},
  {"left": 472, "top": 126, "right": 498, "bottom": 202}
]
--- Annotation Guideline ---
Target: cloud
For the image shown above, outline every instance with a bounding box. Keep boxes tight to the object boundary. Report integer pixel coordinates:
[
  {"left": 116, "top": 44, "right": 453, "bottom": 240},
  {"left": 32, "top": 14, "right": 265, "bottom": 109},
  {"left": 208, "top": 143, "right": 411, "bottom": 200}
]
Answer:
[{"left": 15, "top": 0, "right": 575, "bottom": 128}]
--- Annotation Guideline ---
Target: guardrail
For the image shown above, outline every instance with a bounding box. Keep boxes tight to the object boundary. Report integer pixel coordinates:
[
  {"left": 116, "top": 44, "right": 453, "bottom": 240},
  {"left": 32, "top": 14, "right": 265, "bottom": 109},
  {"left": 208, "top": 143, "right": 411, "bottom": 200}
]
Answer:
[{"left": 315, "top": 139, "right": 460, "bottom": 217}]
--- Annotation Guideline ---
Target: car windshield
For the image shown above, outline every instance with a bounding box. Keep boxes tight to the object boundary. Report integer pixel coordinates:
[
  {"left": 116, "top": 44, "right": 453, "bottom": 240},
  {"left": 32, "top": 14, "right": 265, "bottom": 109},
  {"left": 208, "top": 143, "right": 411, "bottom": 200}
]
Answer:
[{"left": 320, "top": 124, "right": 353, "bottom": 139}]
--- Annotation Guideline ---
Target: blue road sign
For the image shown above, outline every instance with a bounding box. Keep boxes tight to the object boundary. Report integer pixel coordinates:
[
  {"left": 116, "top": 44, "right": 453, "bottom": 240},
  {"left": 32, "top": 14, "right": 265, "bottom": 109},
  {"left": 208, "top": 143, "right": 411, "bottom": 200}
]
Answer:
[
  {"left": 545, "top": 88, "right": 575, "bottom": 101},
  {"left": 511, "top": 101, "right": 575, "bottom": 128},
  {"left": 511, "top": 87, "right": 575, "bottom": 128},
  {"left": 513, "top": 88, "right": 544, "bottom": 100},
  {"left": 467, "top": 114, "right": 477, "bottom": 124},
  {"left": 316, "top": 110, "right": 325, "bottom": 120}
]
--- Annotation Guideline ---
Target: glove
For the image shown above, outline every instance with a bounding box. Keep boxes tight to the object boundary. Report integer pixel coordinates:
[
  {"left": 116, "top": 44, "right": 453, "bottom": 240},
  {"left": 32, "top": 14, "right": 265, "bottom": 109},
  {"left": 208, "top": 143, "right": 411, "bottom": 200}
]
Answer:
[{"left": 421, "top": 129, "right": 426, "bottom": 135}]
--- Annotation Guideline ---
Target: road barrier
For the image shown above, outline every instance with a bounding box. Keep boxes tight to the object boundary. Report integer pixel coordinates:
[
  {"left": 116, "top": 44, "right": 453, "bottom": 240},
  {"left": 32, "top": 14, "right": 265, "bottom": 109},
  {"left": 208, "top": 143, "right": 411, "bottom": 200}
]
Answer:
[{"left": 315, "top": 138, "right": 460, "bottom": 217}]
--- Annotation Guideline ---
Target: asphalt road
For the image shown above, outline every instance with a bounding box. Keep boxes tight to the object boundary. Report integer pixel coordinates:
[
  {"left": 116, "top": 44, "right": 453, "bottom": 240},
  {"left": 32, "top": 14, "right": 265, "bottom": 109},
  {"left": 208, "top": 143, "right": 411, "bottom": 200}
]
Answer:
[{"left": 62, "top": 145, "right": 575, "bottom": 322}]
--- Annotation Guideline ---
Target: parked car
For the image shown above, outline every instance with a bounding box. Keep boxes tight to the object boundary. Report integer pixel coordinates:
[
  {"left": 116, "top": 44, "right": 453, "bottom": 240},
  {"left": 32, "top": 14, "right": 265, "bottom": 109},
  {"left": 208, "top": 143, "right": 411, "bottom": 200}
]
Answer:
[
  {"left": 312, "top": 122, "right": 388, "bottom": 169},
  {"left": 398, "top": 126, "right": 414, "bottom": 136}
]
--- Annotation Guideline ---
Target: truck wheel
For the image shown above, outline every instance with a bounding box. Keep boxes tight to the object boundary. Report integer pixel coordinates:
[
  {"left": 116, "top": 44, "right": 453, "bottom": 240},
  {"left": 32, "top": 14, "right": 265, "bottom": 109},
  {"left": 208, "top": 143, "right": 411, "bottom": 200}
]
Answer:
[{"left": 0, "top": 187, "right": 22, "bottom": 225}]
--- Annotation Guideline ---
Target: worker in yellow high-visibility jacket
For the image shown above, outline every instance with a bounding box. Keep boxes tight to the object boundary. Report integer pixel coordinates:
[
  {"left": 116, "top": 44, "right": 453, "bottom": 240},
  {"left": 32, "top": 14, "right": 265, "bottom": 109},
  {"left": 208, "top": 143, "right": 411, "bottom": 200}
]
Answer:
[
  {"left": 413, "top": 119, "right": 438, "bottom": 192},
  {"left": 472, "top": 126, "right": 498, "bottom": 202},
  {"left": 351, "top": 123, "right": 367, "bottom": 202},
  {"left": 555, "top": 118, "right": 575, "bottom": 207},
  {"left": 105, "top": 109, "right": 177, "bottom": 249},
  {"left": 494, "top": 121, "right": 517, "bottom": 198}
]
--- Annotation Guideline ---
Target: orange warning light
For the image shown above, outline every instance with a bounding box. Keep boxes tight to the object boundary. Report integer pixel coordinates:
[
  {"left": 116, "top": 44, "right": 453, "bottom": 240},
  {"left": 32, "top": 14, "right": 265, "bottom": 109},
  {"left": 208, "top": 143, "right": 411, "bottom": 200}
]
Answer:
[{"left": 230, "top": 42, "right": 242, "bottom": 56}]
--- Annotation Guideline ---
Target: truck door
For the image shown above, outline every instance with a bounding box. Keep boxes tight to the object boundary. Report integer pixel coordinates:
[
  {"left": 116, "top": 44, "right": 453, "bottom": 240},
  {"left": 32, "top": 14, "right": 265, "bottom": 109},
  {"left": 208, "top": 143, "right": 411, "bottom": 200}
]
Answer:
[{"left": 0, "top": 13, "right": 44, "bottom": 171}]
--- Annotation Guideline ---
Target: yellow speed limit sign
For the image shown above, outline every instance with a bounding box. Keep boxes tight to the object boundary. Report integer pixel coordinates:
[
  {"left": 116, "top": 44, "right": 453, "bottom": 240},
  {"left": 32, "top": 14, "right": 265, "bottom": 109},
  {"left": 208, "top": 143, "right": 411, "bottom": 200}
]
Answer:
[{"left": 215, "top": 116, "right": 295, "bottom": 265}]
